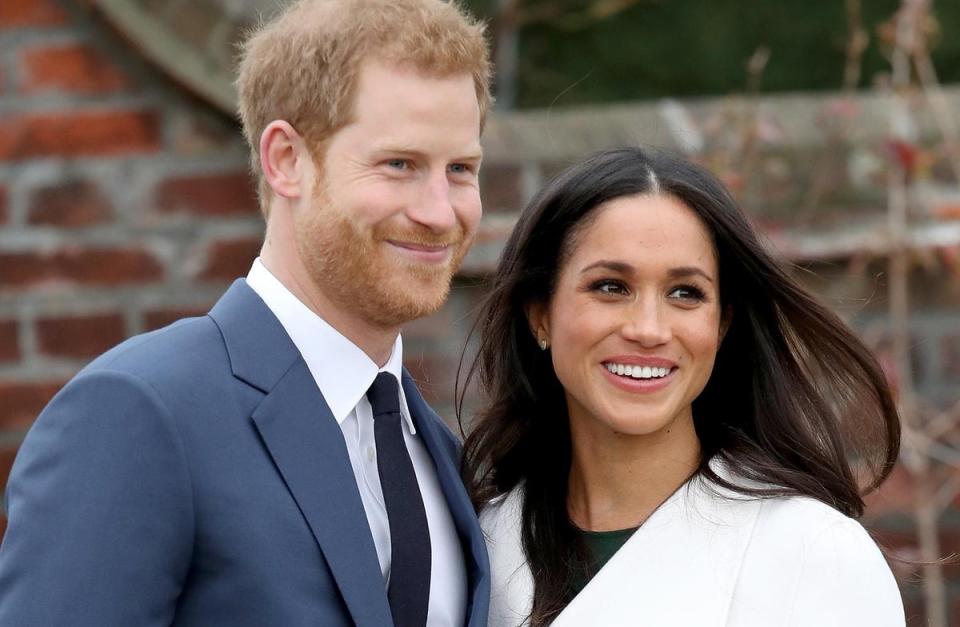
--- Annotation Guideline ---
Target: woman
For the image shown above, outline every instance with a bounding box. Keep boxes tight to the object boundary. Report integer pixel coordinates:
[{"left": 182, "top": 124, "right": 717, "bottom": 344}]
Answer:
[{"left": 461, "top": 148, "right": 904, "bottom": 626}]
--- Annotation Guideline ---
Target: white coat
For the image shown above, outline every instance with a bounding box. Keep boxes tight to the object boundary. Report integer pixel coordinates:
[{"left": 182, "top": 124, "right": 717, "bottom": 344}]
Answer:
[{"left": 481, "top": 461, "right": 905, "bottom": 626}]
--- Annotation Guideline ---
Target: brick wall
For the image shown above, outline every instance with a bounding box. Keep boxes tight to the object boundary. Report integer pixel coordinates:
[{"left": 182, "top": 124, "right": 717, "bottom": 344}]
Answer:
[
  {"left": 0, "top": 0, "right": 263, "bottom": 540},
  {"left": 1, "top": 1, "right": 959, "bottom": 623}
]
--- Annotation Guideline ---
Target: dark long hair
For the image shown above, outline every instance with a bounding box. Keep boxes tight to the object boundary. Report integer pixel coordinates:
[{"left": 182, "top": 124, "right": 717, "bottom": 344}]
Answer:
[{"left": 458, "top": 147, "right": 900, "bottom": 625}]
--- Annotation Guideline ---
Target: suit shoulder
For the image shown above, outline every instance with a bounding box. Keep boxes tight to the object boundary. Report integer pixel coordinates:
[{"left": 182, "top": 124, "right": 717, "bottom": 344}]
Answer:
[{"left": 82, "top": 315, "right": 226, "bottom": 385}]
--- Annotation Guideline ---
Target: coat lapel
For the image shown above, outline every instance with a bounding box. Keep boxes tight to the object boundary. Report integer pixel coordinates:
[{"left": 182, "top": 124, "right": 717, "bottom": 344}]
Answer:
[
  {"left": 401, "top": 373, "right": 491, "bottom": 627},
  {"left": 210, "top": 281, "right": 392, "bottom": 627},
  {"left": 553, "top": 472, "right": 762, "bottom": 627}
]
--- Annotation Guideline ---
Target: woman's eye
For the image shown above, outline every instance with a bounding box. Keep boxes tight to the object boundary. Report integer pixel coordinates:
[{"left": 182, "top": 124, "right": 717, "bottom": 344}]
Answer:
[
  {"left": 591, "top": 280, "right": 628, "bottom": 295},
  {"left": 667, "top": 285, "right": 706, "bottom": 301}
]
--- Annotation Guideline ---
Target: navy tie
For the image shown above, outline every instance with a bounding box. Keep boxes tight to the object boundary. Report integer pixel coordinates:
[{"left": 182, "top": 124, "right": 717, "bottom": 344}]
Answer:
[{"left": 367, "top": 373, "right": 431, "bottom": 627}]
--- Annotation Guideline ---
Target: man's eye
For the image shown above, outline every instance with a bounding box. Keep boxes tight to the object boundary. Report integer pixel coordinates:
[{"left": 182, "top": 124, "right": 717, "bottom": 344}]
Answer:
[
  {"left": 449, "top": 163, "right": 470, "bottom": 174},
  {"left": 387, "top": 159, "right": 408, "bottom": 170}
]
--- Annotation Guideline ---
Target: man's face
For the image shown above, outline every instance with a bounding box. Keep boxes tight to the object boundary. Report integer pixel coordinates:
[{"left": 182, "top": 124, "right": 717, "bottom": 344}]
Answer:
[{"left": 295, "top": 58, "right": 483, "bottom": 329}]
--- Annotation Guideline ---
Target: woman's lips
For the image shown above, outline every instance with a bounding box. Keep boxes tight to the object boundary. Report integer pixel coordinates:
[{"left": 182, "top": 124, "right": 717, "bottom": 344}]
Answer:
[{"left": 600, "top": 359, "right": 677, "bottom": 393}]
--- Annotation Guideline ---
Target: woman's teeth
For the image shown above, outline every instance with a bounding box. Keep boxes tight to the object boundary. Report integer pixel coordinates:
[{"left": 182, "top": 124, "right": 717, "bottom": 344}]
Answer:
[{"left": 605, "top": 363, "right": 671, "bottom": 379}]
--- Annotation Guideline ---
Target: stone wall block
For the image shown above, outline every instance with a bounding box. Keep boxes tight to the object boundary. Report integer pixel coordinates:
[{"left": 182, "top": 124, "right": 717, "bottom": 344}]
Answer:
[{"left": 35, "top": 312, "right": 127, "bottom": 359}]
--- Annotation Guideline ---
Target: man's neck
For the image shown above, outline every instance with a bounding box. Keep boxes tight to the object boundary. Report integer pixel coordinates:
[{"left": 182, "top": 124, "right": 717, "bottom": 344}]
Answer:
[{"left": 258, "top": 248, "right": 398, "bottom": 367}]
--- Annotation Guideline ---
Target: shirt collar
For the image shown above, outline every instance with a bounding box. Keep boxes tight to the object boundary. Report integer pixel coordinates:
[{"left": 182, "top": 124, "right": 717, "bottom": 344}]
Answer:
[{"left": 245, "top": 258, "right": 415, "bottom": 433}]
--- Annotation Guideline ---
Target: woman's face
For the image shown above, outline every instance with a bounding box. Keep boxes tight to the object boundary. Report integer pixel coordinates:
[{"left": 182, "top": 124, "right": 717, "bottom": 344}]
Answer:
[{"left": 529, "top": 193, "right": 726, "bottom": 441}]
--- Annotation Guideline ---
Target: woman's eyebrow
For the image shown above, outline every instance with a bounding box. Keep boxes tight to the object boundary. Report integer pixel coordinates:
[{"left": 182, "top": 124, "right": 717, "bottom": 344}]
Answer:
[
  {"left": 668, "top": 266, "right": 715, "bottom": 284},
  {"left": 580, "top": 260, "right": 715, "bottom": 284},
  {"left": 580, "top": 260, "right": 633, "bottom": 274}
]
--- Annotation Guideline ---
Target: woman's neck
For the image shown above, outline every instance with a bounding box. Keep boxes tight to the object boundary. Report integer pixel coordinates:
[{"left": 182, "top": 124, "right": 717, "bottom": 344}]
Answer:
[{"left": 566, "top": 419, "right": 701, "bottom": 532}]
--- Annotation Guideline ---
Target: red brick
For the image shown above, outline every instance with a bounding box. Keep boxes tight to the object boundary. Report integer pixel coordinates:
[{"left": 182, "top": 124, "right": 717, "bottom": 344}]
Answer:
[
  {"left": 28, "top": 180, "right": 112, "bottom": 226},
  {"left": 403, "top": 351, "right": 459, "bottom": 411},
  {"left": 170, "top": 113, "right": 241, "bottom": 155},
  {"left": 0, "top": 247, "right": 164, "bottom": 288},
  {"left": 942, "top": 334, "right": 960, "bottom": 381},
  {"left": 20, "top": 44, "right": 130, "bottom": 94},
  {"left": 35, "top": 312, "right": 127, "bottom": 359},
  {"left": 480, "top": 164, "right": 525, "bottom": 212},
  {"left": 156, "top": 171, "right": 259, "bottom": 216},
  {"left": 864, "top": 463, "right": 913, "bottom": 518},
  {"left": 143, "top": 306, "right": 209, "bottom": 331},
  {"left": 403, "top": 307, "right": 454, "bottom": 341},
  {"left": 0, "top": 0, "right": 66, "bottom": 28},
  {"left": 0, "top": 110, "right": 160, "bottom": 160},
  {"left": 0, "top": 380, "right": 65, "bottom": 430},
  {"left": 0, "top": 446, "right": 18, "bottom": 495},
  {"left": 198, "top": 238, "right": 262, "bottom": 281},
  {"left": 0, "top": 319, "right": 20, "bottom": 362}
]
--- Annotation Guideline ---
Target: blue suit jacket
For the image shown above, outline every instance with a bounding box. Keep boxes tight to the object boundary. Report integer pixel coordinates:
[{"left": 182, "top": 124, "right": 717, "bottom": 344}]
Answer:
[{"left": 0, "top": 280, "right": 490, "bottom": 626}]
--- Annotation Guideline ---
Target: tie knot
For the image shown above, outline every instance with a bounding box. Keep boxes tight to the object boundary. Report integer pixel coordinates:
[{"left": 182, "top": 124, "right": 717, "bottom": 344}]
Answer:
[{"left": 367, "top": 372, "right": 401, "bottom": 417}]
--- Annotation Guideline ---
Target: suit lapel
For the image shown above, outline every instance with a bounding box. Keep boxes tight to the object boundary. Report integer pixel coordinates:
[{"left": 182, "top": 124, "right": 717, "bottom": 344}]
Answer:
[
  {"left": 553, "top": 473, "right": 762, "bottom": 627},
  {"left": 402, "top": 373, "right": 491, "bottom": 627},
  {"left": 210, "top": 281, "right": 392, "bottom": 627}
]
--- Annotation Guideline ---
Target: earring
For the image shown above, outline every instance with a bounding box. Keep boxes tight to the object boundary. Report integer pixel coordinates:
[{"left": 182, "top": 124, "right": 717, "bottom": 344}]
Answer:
[{"left": 539, "top": 338, "right": 549, "bottom": 351}]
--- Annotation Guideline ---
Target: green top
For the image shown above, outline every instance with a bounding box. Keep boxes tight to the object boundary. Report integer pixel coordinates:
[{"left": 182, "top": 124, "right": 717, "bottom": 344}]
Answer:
[{"left": 571, "top": 526, "right": 638, "bottom": 596}]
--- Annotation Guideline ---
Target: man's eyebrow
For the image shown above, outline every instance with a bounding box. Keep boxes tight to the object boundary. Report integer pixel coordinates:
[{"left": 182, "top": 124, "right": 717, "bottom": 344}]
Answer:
[
  {"left": 580, "top": 260, "right": 715, "bottom": 283},
  {"left": 373, "top": 146, "right": 484, "bottom": 161}
]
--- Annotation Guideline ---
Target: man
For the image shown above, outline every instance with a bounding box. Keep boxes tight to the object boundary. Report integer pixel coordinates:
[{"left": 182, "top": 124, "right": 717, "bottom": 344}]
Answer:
[{"left": 0, "top": 0, "right": 492, "bottom": 625}]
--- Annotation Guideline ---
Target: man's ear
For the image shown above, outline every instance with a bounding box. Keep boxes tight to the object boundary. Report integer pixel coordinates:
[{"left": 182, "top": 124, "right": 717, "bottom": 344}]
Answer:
[
  {"left": 719, "top": 305, "right": 733, "bottom": 344},
  {"left": 259, "top": 120, "right": 311, "bottom": 200},
  {"left": 524, "top": 300, "right": 550, "bottom": 347}
]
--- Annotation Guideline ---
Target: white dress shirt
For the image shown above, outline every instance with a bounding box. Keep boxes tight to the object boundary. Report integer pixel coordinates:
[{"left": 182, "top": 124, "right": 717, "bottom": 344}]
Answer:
[{"left": 246, "top": 258, "right": 467, "bottom": 626}]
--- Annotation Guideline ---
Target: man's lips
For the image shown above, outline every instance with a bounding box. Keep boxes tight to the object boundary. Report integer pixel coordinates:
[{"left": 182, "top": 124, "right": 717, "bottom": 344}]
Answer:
[{"left": 385, "top": 240, "right": 453, "bottom": 262}]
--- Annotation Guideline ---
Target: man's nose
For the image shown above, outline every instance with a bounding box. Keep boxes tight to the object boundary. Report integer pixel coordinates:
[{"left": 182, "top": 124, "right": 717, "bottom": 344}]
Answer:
[{"left": 408, "top": 171, "right": 456, "bottom": 233}]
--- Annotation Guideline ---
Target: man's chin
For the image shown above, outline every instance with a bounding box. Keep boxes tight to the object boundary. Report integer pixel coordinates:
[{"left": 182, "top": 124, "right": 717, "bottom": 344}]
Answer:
[{"left": 372, "top": 282, "right": 452, "bottom": 327}]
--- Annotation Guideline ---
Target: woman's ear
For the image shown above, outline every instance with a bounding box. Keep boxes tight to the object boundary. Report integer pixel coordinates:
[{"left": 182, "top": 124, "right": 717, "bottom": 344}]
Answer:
[{"left": 524, "top": 301, "right": 551, "bottom": 349}]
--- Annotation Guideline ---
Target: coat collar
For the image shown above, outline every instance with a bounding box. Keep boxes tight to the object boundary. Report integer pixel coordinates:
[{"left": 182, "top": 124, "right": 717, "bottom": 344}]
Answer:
[
  {"left": 553, "top": 466, "right": 763, "bottom": 626},
  {"left": 484, "top": 460, "right": 763, "bottom": 627},
  {"left": 210, "top": 280, "right": 392, "bottom": 625},
  {"left": 208, "top": 279, "right": 301, "bottom": 393}
]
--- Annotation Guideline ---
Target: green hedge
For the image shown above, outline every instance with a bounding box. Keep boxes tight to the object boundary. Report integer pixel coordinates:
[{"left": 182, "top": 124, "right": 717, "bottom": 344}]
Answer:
[{"left": 467, "top": 0, "right": 960, "bottom": 108}]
